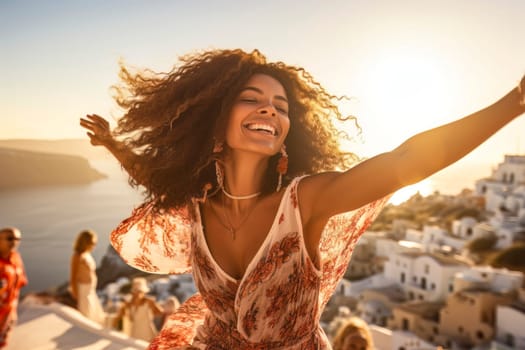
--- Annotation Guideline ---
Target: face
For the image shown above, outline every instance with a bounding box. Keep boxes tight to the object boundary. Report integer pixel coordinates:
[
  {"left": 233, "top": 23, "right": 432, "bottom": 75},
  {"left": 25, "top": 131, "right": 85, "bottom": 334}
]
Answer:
[
  {"left": 88, "top": 236, "right": 97, "bottom": 251},
  {"left": 0, "top": 228, "right": 21, "bottom": 257},
  {"left": 225, "top": 74, "right": 290, "bottom": 157}
]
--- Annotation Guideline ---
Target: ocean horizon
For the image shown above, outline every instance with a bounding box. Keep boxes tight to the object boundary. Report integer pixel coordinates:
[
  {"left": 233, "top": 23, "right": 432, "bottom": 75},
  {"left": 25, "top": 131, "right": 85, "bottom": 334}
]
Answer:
[{"left": 0, "top": 160, "right": 144, "bottom": 294}]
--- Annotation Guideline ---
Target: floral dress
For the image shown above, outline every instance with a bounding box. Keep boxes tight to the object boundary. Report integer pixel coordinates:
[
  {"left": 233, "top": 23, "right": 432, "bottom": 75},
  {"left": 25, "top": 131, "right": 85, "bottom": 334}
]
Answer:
[{"left": 111, "top": 176, "right": 388, "bottom": 349}]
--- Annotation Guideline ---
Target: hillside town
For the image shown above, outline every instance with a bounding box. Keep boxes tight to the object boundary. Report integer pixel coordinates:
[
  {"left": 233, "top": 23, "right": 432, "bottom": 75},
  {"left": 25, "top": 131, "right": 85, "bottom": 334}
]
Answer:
[{"left": 13, "top": 154, "right": 525, "bottom": 349}]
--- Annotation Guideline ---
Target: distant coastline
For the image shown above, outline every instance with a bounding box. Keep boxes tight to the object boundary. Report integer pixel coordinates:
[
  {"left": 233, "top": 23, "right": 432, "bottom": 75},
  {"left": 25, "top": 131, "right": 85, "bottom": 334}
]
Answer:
[{"left": 0, "top": 147, "right": 106, "bottom": 189}]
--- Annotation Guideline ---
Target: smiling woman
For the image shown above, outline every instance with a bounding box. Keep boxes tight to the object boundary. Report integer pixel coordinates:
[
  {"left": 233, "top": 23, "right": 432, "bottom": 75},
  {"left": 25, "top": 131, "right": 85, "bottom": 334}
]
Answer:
[{"left": 79, "top": 48, "right": 524, "bottom": 349}]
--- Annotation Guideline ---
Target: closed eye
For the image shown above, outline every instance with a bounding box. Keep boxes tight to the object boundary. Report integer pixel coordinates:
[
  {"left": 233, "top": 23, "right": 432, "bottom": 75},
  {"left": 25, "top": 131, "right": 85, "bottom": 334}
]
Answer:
[{"left": 276, "top": 106, "right": 288, "bottom": 114}]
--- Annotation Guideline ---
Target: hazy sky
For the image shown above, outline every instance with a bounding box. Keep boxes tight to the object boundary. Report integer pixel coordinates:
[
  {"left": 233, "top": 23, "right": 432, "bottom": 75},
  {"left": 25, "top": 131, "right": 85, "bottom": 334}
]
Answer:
[{"left": 2, "top": 0, "right": 525, "bottom": 198}]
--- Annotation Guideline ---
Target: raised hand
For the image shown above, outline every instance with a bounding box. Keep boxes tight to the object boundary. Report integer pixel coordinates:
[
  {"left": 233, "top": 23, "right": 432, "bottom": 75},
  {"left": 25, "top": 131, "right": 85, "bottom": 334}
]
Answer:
[{"left": 79, "top": 114, "right": 114, "bottom": 148}]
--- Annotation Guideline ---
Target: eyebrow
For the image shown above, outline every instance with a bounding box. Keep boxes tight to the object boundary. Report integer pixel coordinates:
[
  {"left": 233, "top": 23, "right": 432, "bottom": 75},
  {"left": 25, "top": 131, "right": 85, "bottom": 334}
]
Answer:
[{"left": 240, "top": 86, "right": 288, "bottom": 103}]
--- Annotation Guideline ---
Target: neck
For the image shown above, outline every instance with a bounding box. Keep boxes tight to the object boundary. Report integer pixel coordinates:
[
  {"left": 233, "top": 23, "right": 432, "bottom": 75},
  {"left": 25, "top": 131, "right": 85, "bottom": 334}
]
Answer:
[{"left": 221, "top": 153, "right": 268, "bottom": 202}]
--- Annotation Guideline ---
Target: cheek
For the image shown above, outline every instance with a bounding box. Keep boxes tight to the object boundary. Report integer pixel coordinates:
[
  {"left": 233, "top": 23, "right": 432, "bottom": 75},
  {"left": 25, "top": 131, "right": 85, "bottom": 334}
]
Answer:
[{"left": 281, "top": 117, "right": 291, "bottom": 139}]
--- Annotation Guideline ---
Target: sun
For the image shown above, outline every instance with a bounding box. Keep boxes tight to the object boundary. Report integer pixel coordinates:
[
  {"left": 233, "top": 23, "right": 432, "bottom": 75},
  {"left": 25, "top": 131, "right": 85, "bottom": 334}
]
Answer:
[{"left": 355, "top": 48, "right": 454, "bottom": 151}]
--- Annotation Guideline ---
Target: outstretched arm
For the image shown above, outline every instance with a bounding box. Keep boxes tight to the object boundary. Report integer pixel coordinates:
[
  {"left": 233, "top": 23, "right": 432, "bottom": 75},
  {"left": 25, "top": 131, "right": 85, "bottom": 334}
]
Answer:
[
  {"left": 303, "top": 77, "right": 525, "bottom": 226},
  {"left": 79, "top": 114, "right": 146, "bottom": 185}
]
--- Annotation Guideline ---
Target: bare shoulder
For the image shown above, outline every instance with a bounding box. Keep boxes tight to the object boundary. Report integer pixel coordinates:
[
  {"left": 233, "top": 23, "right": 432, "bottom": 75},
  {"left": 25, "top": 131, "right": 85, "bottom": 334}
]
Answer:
[{"left": 296, "top": 172, "right": 341, "bottom": 221}]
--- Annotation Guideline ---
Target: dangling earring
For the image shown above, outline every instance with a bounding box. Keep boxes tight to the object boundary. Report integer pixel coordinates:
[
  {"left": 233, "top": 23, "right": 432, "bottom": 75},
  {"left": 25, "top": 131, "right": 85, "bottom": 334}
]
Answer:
[
  {"left": 276, "top": 145, "right": 288, "bottom": 192},
  {"left": 213, "top": 140, "right": 224, "bottom": 189},
  {"left": 196, "top": 141, "right": 223, "bottom": 203},
  {"left": 215, "top": 161, "right": 224, "bottom": 189},
  {"left": 195, "top": 183, "right": 212, "bottom": 203},
  {"left": 213, "top": 140, "right": 224, "bottom": 154}
]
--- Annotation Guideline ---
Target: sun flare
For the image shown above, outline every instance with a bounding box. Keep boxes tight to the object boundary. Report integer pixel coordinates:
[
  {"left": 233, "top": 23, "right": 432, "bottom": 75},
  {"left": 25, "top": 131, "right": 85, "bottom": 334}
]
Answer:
[{"left": 389, "top": 179, "right": 434, "bottom": 205}]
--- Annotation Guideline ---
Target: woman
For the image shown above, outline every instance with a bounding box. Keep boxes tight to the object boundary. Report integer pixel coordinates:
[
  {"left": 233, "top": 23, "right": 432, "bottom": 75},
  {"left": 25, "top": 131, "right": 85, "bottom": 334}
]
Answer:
[
  {"left": 80, "top": 49, "right": 525, "bottom": 349},
  {"left": 115, "top": 277, "right": 163, "bottom": 342},
  {"left": 69, "top": 229, "right": 106, "bottom": 325}
]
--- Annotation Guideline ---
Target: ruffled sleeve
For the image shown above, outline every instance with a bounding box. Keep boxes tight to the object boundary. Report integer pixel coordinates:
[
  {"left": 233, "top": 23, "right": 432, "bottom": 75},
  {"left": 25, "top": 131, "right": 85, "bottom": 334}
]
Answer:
[
  {"left": 318, "top": 195, "right": 390, "bottom": 309},
  {"left": 110, "top": 199, "right": 193, "bottom": 274}
]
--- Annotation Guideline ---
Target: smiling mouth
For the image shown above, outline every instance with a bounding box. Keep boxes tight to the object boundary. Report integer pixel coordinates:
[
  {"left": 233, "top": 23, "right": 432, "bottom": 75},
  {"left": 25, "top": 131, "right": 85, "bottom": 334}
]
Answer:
[{"left": 243, "top": 122, "right": 278, "bottom": 136}]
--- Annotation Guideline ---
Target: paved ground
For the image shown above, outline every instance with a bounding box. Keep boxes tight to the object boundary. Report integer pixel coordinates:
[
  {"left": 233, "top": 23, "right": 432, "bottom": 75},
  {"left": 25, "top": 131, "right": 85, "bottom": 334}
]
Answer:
[{"left": 7, "top": 296, "right": 148, "bottom": 350}]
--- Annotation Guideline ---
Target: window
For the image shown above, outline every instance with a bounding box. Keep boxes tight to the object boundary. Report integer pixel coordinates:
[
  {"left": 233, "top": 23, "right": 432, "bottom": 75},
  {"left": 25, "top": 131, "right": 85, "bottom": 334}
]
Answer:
[
  {"left": 401, "top": 272, "right": 405, "bottom": 283},
  {"left": 506, "top": 333, "right": 515, "bottom": 347},
  {"left": 402, "top": 319, "right": 409, "bottom": 331},
  {"left": 476, "top": 330, "right": 484, "bottom": 340},
  {"left": 424, "top": 264, "right": 430, "bottom": 273}
]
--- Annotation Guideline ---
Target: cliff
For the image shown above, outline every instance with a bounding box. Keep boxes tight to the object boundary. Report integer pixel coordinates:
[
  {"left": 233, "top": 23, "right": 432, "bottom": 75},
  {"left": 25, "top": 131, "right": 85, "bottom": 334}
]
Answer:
[{"left": 0, "top": 147, "right": 106, "bottom": 189}]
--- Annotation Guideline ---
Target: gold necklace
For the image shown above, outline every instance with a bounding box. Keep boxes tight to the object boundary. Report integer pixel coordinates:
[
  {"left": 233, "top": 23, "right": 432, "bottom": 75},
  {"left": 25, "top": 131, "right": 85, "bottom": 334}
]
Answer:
[{"left": 208, "top": 196, "right": 259, "bottom": 240}]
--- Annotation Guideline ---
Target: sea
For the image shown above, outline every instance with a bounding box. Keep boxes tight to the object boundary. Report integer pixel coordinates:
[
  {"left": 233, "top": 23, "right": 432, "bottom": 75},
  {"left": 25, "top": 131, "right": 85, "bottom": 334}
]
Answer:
[
  {"left": 0, "top": 157, "right": 493, "bottom": 294},
  {"left": 0, "top": 160, "right": 145, "bottom": 294}
]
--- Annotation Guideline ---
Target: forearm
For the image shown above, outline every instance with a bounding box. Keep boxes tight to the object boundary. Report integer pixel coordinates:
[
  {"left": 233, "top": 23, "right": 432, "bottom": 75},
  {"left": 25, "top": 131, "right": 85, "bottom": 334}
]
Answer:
[
  {"left": 105, "top": 140, "right": 146, "bottom": 185},
  {"left": 394, "top": 87, "right": 525, "bottom": 184}
]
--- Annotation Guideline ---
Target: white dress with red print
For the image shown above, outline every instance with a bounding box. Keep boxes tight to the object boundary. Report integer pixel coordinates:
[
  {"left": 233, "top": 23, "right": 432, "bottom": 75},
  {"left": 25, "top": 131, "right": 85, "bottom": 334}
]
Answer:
[{"left": 110, "top": 176, "right": 388, "bottom": 349}]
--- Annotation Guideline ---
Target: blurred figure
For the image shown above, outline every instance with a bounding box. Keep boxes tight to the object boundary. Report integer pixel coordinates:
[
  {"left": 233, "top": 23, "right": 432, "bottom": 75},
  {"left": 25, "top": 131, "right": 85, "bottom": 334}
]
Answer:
[
  {"left": 332, "top": 317, "right": 374, "bottom": 350},
  {"left": 115, "top": 277, "right": 163, "bottom": 342},
  {"left": 160, "top": 296, "right": 180, "bottom": 327},
  {"left": 69, "top": 229, "right": 105, "bottom": 325},
  {"left": 0, "top": 227, "right": 27, "bottom": 348}
]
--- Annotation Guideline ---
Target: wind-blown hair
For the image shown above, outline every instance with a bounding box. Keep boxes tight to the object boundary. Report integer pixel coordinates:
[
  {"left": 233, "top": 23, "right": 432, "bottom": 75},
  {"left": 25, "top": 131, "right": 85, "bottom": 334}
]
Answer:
[{"left": 113, "top": 49, "right": 359, "bottom": 209}]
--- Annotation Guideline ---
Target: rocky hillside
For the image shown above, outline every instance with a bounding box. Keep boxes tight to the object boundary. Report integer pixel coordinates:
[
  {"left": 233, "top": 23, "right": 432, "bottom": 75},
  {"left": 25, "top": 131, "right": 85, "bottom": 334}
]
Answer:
[{"left": 0, "top": 147, "right": 106, "bottom": 189}]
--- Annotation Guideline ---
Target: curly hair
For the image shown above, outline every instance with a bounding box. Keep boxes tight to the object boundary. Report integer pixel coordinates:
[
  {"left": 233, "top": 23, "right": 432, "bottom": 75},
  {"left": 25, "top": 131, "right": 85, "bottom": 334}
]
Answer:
[{"left": 112, "top": 49, "right": 360, "bottom": 210}]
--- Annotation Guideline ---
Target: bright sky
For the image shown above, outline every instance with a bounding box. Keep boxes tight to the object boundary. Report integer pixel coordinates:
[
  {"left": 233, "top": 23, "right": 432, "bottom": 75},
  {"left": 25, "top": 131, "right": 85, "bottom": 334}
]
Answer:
[{"left": 2, "top": 0, "right": 525, "bottom": 201}]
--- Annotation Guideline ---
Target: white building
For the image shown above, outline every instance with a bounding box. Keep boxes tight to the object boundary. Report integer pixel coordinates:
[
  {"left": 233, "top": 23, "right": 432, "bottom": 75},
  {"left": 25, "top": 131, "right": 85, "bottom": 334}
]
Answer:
[
  {"left": 420, "top": 225, "right": 467, "bottom": 253},
  {"left": 476, "top": 155, "right": 525, "bottom": 213},
  {"left": 492, "top": 301, "right": 525, "bottom": 349},
  {"left": 453, "top": 266, "right": 524, "bottom": 294},
  {"left": 383, "top": 251, "right": 471, "bottom": 302}
]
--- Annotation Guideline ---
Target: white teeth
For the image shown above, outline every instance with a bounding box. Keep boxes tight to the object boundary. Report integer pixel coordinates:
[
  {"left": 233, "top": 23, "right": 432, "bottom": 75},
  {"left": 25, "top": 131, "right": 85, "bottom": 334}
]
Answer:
[{"left": 245, "top": 123, "right": 276, "bottom": 136}]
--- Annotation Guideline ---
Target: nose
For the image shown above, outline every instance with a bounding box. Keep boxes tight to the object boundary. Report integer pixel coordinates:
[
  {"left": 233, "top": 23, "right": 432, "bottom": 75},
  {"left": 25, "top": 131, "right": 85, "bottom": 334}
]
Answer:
[{"left": 257, "top": 104, "right": 277, "bottom": 117}]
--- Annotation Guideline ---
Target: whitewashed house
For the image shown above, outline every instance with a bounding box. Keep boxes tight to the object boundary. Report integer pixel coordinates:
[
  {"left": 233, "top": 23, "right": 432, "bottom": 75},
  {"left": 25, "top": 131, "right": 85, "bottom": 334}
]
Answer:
[
  {"left": 420, "top": 225, "right": 466, "bottom": 253},
  {"left": 383, "top": 251, "right": 471, "bottom": 302},
  {"left": 491, "top": 289, "right": 525, "bottom": 350},
  {"left": 453, "top": 266, "right": 523, "bottom": 294}
]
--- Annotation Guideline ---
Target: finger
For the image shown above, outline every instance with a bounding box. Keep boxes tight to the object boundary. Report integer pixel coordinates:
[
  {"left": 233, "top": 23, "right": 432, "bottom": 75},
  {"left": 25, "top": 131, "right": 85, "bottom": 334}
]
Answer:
[
  {"left": 80, "top": 119, "right": 96, "bottom": 131},
  {"left": 89, "top": 114, "right": 110, "bottom": 128}
]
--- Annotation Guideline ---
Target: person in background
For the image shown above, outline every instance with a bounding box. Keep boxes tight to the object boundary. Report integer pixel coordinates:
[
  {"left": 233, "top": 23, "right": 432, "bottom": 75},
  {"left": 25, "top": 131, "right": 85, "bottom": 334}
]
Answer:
[
  {"left": 332, "top": 317, "right": 374, "bottom": 350},
  {"left": 160, "top": 296, "right": 181, "bottom": 328},
  {"left": 0, "top": 227, "right": 27, "bottom": 348},
  {"left": 69, "top": 229, "right": 106, "bottom": 325},
  {"left": 115, "top": 277, "right": 164, "bottom": 342}
]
